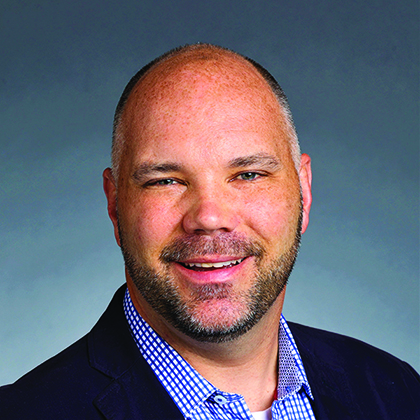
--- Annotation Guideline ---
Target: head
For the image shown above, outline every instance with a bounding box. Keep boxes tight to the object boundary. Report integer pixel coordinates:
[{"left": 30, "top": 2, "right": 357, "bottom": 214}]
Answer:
[{"left": 103, "top": 44, "right": 312, "bottom": 343}]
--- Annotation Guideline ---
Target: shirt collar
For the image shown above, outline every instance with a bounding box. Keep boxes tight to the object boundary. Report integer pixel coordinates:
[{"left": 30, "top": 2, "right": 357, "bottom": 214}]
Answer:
[
  {"left": 279, "top": 315, "right": 313, "bottom": 400},
  {"left": 123, "top": 287, "right": 313, "bottom": 417}
]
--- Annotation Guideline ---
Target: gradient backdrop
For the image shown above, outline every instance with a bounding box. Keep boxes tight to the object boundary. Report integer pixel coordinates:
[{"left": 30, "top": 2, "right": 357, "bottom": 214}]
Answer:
[{"left": 1, "top": 0, "right": 419, "bottom": 384}]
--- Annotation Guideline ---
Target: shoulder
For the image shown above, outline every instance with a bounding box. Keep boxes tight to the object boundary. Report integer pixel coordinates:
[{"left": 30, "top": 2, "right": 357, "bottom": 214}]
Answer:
[
  {"left": 288, "top": 321, "right": 418, "bottom": 377},
  {"left": 0, "top": 286, "right": 130, "bottom": 419},
  {"left": 288, "top": 321, "right": 420, "bottom": 418},
  {"left": 0, "top": 333, "right": 111, "bottom": 419}
]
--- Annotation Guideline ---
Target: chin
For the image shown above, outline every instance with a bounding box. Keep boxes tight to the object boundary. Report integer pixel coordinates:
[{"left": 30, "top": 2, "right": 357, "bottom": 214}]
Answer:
[{"left": 172, "top": 297, "right": 264, "bottom": 343}]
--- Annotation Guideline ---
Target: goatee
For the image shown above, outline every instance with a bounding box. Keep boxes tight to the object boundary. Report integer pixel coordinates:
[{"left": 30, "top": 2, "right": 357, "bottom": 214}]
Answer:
[{"left": 119, "top": 211, "right": 302, "bottom": 343}]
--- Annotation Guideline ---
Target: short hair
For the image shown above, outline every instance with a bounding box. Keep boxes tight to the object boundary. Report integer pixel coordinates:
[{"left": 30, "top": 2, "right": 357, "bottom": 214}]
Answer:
[{"left": 111, "top": 44, "right": 300, "bottom": 181}]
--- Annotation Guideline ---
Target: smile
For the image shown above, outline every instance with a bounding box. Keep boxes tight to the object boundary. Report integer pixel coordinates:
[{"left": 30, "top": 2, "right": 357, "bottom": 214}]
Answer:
[{"left": 180, "top": 258, "right": 245, "bottom": 271}]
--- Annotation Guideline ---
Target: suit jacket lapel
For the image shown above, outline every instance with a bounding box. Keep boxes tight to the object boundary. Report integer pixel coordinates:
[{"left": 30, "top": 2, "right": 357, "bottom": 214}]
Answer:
[
  {"left": 302, "top": 352, "right": 356, "bottom": 419},
  {"left": 93, "top": 356, "right": 184, "bottom": 420},
  {"left": 87, "top": 285, "right": 184, "bottom": 420},
  {"left": 289, "top": 322, "right": 358, "bottom": 419}
]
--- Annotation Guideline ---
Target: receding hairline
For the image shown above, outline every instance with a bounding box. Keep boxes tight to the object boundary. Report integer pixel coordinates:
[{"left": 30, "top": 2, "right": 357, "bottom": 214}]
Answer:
[
  {"left": 111, "top": 44, "right": 300, "bottom": 180},
  {"left": 115, "top": 45, "right": 248, "bottom": 121}
]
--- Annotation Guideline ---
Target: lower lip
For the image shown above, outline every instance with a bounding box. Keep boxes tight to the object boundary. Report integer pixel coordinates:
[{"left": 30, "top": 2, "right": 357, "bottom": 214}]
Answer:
[{"left": 173, "top": 258, "right": 251, "bottom": 285}]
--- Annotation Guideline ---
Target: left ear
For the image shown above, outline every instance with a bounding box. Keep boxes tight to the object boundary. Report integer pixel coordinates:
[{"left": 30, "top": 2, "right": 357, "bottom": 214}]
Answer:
[
  {"left": 298, "top": 153, "right": 312, "bottom": 234},
  {"left": 103, "top": 167, "right": 121, "bottom": 247}
]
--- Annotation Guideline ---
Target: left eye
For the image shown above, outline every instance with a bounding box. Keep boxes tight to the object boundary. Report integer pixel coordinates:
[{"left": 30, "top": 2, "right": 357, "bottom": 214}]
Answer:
[
  {"left": 237, "top": 172, "right": 260, "bottom": 181},
  {"left": 155, "top": 179, "right": 177, "bottom": 185}
]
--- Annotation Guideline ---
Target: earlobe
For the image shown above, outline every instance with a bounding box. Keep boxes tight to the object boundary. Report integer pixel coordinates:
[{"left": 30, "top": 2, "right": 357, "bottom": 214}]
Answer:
[
  {"left": 103, "top": 168, "right": 121, "bottom": 247},
  {"left": 298, "top": 153, "right": 312, "bottom": 234}
]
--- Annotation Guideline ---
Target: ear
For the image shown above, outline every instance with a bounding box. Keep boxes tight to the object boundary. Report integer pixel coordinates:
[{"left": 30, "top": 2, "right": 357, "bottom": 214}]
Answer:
[
  {"left": 298, "top": 153, "right": 312, "bottom": 234},
  {"left": 103, "top": 168, "right": 121, "bottom": 247}
]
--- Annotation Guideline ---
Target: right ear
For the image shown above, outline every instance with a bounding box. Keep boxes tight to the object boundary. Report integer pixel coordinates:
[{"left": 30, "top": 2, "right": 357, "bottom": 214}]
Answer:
[
  {"left": 103, "top": 168, "right": 121, "bottom": 247},
  {"left": 298, "top": 153, "right": 312, "bottom": 235}
]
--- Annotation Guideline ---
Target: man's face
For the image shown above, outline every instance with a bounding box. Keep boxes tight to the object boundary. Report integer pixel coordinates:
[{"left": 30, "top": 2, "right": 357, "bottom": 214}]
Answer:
[{"left": 104, "top": 57, "right": 312, "bottom": 342}]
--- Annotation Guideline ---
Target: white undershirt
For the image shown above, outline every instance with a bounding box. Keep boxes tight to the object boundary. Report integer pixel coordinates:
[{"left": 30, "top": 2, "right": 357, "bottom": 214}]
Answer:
[{"left": 251, "top": 407, "right": 272, "bottom": 420}]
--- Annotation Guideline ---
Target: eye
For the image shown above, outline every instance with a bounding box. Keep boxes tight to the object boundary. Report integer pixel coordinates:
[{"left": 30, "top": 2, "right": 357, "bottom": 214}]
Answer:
[
  {"left": 145, "top": 178, "right": 180, "bottom": 187},
  {"left": 236, "top": 172, "right": 262, "bottom": 181},
  {"left": 156, "top": 179, "right": 177, "bottom": 185}
]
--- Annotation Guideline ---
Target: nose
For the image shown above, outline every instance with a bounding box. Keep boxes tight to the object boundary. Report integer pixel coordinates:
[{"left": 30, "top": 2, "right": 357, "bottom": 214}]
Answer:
[{"left": 182, "top": 188, "right": 240, "bottom": 235}]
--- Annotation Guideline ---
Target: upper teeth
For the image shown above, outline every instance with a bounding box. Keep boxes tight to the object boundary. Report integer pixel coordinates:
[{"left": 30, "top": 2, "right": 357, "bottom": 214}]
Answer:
[{"left": 184, "top": 258, "right": 243, "bottom": 268}]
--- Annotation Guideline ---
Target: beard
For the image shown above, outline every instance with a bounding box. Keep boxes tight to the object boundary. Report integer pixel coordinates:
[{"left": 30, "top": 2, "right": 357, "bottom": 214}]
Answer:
[{"left": 119, "top": 210, "right": 302, "bottom": 343}]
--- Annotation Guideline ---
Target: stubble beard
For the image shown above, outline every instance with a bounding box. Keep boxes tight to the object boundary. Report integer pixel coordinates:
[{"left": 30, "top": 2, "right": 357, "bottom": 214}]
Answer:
[{"left": 119, "top": 211, "right": 302, "bottom": 343}]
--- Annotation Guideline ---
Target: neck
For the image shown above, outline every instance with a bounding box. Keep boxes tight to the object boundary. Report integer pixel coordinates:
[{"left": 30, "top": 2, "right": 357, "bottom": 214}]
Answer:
[{"left": 127, "top": 279, "right": 285, "bottom": 412}]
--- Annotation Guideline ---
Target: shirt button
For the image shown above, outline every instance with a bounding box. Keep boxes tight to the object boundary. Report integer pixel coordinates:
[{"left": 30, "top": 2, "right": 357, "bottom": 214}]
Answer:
[{"left": 214, "top": 395, "right": 228, "bottom": 405}]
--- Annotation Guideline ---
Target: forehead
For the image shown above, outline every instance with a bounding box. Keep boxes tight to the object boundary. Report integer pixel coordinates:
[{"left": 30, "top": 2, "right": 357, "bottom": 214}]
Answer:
[{"left": 119, "top": 52, "right": 291, "bottom": 165}]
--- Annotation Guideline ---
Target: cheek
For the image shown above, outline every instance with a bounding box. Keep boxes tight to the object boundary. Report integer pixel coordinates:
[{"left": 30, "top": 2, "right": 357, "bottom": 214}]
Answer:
[
  {"left": 243, "top": 187, "right": 301, "bottom": 249},
  {"left": 123, "top": 195, "right": 184, "bottom": 253}
]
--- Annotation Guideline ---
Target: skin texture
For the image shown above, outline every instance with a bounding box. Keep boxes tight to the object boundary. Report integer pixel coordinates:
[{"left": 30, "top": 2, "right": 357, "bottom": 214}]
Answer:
[{"left": 103, "top": 47, "right": 312, "bottom": 411}]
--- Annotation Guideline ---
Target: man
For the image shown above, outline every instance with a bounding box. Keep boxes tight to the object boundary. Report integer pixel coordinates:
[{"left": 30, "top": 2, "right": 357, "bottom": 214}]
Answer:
[{"left": 1, "top": 44, "right": 418, "bottom": 419}]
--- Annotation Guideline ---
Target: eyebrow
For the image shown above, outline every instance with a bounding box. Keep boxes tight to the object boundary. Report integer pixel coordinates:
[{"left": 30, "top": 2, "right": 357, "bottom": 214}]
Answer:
[
  {"left": 228, "top": 153, "right": 282, "bottom": 170},
  {"left": 132, "top": 162, "right": 182, "bottom": 182}
]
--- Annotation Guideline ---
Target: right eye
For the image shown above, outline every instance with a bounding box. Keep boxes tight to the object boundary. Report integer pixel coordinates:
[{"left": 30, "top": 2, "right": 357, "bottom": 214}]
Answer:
[{"left": 145, "top": 178, "right": 179, "bottom": 187}]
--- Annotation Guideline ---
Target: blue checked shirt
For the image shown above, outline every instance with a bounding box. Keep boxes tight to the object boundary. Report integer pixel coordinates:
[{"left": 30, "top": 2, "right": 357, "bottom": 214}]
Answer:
[{"left": 124, "top": 289, "right": 316, "bottom": 420}]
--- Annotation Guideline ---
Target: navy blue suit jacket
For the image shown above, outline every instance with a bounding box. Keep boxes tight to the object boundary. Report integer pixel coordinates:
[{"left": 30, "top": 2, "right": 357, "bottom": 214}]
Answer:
[{"left": 1, "top": 285, "right": 419, "bottom": 419}]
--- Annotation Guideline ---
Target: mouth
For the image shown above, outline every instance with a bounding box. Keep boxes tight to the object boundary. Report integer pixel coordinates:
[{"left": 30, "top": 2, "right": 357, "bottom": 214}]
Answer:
[{"left": 178, "top": 258, "right": 246, "bottom": 271}]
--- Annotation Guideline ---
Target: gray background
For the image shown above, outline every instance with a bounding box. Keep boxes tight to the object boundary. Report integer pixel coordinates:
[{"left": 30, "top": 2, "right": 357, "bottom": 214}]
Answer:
[{"left": 1, "top": 0, "right": 419, "bottom": 384}]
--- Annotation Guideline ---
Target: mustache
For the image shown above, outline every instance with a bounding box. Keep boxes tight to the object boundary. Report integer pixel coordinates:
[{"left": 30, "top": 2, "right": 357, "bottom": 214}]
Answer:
[{"left": 160, "top": 233, "right": 264, "bottom": 263}]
